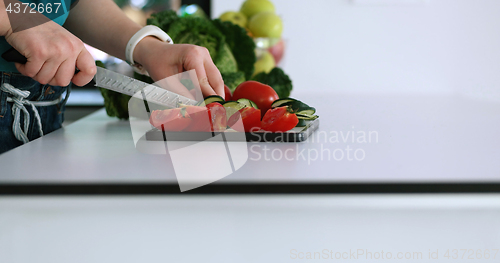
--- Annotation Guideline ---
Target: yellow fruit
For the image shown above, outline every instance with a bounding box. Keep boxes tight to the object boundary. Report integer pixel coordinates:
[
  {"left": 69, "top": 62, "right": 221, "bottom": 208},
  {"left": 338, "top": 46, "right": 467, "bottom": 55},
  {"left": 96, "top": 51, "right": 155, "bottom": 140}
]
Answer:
[
  {"left": 240, "top": 0, "right": 275, "bottom": 19},
  {"left": 253, "top": 51, "right": 275, "bottom": 76},
  {"left": 219, "top": 11, "right": 248, "bottom": 28},
  {"left": 248, "top": 11, "right": 283, "bottom": 38}
]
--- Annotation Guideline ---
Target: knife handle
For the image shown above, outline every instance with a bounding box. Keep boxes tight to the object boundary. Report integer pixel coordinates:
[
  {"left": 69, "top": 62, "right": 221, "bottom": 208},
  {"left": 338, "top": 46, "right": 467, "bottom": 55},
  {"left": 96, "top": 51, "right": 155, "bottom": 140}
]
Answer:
[
  {"left": 2, "top": 48, "right": 80, "bottom": 74},
  {"left": 1, "top": 48, "right": 27, "bottom": 64}
]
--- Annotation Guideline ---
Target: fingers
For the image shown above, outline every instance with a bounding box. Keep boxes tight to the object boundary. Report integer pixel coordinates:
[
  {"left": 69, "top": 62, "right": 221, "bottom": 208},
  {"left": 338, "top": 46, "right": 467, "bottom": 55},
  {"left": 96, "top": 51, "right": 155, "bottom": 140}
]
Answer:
[
  {"left": 72, "top": 48, "right": 96, "bottom": 87},
  {"left": 16, "top": 48, "right": 95, "bottom": 87},
  {"left": 192, "top": 63, "right": 217, "bottom": 98},
  {"left": 15, "top": 58, "right": 43, "bottom": 80},
  {"left": 34, "top": 60, "right": 59, "bottom": 85},
  {"left": 177, "top": 45, "right": 225, "bottom": 98},
  {"left": 150, "top": 65, "right": 197, "bottom": 101},
  {"left": 48, "top": 59, "right": 75, "bottom": 87},
  {"left": 8, "top": 21, "right": 95, "bottom": 87},
  {"left": 157, "top": 75, "right": 196, "bottom": 100},
  {"left": 203, "top": 61, "right": 224, "bottom": 98},
  {"left": 137, "top": 42, "right": 226, "bottom": 99}
]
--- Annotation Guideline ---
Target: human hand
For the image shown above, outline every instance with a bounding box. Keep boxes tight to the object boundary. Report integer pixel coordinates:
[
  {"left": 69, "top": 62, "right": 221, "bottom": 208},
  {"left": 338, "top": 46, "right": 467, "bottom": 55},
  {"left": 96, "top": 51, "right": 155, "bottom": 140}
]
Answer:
[
  {"left": 4, "top": 20, "right": 96, "bottom": 87},
  {"left": 134, "top": 36, "right": 225, "bottom": 100}
]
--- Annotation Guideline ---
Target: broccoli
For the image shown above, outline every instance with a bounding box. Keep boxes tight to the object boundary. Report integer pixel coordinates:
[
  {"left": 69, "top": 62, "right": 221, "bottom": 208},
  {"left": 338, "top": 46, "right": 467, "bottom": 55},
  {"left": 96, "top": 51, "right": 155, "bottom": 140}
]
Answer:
[
  {"left": 212, "top": 19, "right": 256, "bottom": 79},
  {"left": 146, "top": 10, "right": 179, "bottom": 33},
  {"left": 221, "top": 71, "right": 246, "bottom": 92},
  {"left": 99, "top": 86, "right": 131, "bottom": 120},
  {"left": 214, "top": 43, "right": 238, "bottom": 74},
  {"left": 252, "top": 67, "right": 293, "bottom": 98}
]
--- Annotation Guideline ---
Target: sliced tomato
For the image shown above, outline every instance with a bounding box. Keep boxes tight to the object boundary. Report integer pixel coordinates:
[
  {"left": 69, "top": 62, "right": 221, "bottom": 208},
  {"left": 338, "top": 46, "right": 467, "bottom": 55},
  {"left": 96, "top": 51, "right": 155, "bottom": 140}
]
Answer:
[
  {"left": 149, "top": 108, "right": 191, "bottom": 131},
  {"left": 228, "top": 107, "right": 261, "bottom": 132},
  {"left": 184, "top": 106, "right": 211, "bottom": 132},
  {"left": 206, "top": 102, "right": 227, "bottom": 132},
  {"left": 224, "top": 85, "right": 232, "bottom": 101},
  {"left": 261, "top": 106, "right": 299, "bottom": 132}
]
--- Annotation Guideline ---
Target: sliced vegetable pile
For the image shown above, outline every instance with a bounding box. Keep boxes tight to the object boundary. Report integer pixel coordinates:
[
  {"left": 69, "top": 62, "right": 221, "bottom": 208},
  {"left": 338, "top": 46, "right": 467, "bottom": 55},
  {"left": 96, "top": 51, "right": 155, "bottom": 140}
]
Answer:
[
  {"left": 149, "top": 80, "right": 318, "bottom": 133},
  {"left": 150, "top": 102, "right": 227, "bottom": 132}
]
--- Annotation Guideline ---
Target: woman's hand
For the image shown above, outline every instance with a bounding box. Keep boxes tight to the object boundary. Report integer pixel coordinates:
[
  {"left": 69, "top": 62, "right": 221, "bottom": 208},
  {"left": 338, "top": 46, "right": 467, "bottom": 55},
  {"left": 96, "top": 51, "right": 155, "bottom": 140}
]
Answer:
[
  {"left": 4, "top": 20, "right": 96, "bottom": 87},
  {"left": 133, "top": 36, "right": 225, "bottom": 99}
]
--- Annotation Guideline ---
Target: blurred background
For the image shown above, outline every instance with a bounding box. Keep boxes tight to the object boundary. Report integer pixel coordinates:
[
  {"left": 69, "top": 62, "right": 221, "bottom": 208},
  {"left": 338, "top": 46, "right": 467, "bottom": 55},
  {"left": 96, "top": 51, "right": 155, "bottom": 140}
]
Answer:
[{"left": 67, "top": 0, "right": 500, "bottom": 122}]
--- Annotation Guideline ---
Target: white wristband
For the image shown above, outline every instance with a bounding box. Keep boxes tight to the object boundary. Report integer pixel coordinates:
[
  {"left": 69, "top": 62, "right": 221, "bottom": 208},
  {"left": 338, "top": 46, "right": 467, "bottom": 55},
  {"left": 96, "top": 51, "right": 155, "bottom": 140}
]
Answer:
[{"left": 125, "top": 25, "right": 174, "bottom": 76}]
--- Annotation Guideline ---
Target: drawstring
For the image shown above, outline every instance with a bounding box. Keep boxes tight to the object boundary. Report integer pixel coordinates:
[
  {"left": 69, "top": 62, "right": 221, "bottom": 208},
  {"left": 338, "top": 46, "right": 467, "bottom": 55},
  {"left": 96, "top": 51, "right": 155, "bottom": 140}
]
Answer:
[{"left": 0, "top": 83, "right": 68, "bottom": 144}]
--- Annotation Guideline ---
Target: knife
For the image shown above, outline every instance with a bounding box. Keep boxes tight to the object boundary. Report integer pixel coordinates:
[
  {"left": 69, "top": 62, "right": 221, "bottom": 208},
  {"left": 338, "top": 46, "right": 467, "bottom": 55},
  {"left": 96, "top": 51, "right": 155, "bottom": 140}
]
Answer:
[{"left": 1, "top": 48, "right": 198, "bottom": 108}]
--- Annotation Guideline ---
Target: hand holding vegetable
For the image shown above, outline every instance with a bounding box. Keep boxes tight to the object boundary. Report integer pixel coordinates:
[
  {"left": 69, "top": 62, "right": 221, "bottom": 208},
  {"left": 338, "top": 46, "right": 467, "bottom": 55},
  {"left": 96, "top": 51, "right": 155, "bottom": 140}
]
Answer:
[{"left": 133, "top": 36, "right": 225, "bottom": 99}]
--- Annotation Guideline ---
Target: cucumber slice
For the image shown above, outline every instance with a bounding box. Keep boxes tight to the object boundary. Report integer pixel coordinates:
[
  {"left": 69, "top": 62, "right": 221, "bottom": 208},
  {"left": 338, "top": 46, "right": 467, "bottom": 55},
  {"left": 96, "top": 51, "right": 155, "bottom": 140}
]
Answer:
[
  {"left": 271, "top": 98, "right": 298, "bottom": 108},
  {"left": 296, "top": 114, "right": 318, "bottom": 120},
  {"left": 223, "top": 101, "right": 246, "bottom": 120},
  {"left": 237, "top": 98, "right": 259, "bottom": 109},
  {"left": 204, "top": 95, "right": 225, "bottom": 104},
  {"left": 223, "top": 101, "right": 246, "bottom": 110},
  {"left": 272, "top": 98, "right": 315, "bottom": 115},
  {"left": 296, "top": 119, "right": 307, "bottom": 127},
  {"left": 296, "top": 107, "right": 316, "bottom": 116}
]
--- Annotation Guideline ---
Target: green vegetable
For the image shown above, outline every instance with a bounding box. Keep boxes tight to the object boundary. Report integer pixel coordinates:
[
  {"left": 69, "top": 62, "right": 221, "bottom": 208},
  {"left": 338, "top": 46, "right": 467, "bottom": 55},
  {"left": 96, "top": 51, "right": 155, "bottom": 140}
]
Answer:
[
  {"left": 221, "top": 71, "right": 246, "bottom": 92},
  {"left": 133, "top": 72, "right": 154, "bottom": 85},
  {"left": 222, "top": 101, "right": 246, "bottom": 121},
  {"left": 272, "top": 97, "right": 318, "bottom": 120},
  {"left": 96, "top": 61, "right": 131, "bottom": 120},
  {"left": 271, "top": 98, "right": 316, "bottom": 115},
  {"left": 296, "top": 113, "right": 318, "bottom": 120},
  {"left": 237, "top": 98, "right": 259, "bottom": 109},
  {"left": 199, "top": 95, "right": 225, "bottom": 105},
  {"left": 296, "top": 119, "right": 307, "bottom": 127},
  {"left": 212, "top": 19, "right": 256, "bottom": 80},
  {"left": 252, "top": 67, "right": 293, "bottom": 98}
]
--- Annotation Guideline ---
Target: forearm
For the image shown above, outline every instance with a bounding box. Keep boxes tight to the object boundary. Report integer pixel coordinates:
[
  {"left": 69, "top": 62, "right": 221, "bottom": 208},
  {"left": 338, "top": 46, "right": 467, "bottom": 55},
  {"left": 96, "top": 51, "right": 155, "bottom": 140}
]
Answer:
[{"left": 63, "top": 0, "right": 143, "bottom": 61}]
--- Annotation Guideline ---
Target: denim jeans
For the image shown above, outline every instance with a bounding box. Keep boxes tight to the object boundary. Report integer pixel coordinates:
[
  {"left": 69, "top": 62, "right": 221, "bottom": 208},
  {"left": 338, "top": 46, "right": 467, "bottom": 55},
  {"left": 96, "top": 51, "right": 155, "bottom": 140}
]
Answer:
[{"left": 0, "top": 72, "right": 69, "bottom": 154}]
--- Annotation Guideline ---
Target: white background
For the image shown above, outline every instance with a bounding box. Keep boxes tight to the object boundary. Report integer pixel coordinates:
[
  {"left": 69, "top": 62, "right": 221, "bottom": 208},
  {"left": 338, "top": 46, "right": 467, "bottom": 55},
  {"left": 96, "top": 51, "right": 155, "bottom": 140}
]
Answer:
[{"left": 213, "top": 0, "right": 500, "bottom": 101}]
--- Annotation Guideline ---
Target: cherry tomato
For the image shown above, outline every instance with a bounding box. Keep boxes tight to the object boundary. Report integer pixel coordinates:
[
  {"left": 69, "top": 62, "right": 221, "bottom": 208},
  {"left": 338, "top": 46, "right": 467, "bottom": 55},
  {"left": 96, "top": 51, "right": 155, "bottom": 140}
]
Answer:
[
  {"left": 149, "top": 108, "right": 191, "bottom": 131},
  {"left": 261, "top": 106, "right": 299, "bottom": 132},
  {"left": 232, "top": 81, "right": 279, "bottom": 117},
  {"left": 184, "top": 106, "right": 211, "bottom": 132},
  {"left": 223, "top": 85, "right": 232, "bottom": 101},
  {"left": 228, "top": 107, "right": 261, "bottom": 132},
  {"left": 207, "top": 102, "right": 227, "bottom": 132}
]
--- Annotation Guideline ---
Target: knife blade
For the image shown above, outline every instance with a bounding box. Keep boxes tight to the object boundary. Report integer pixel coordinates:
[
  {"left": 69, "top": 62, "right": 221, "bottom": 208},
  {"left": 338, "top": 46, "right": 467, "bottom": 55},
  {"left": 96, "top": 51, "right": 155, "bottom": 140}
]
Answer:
[
  {"left": 93, "top": 67, "right": 197, "bottom": 108},
  {"left": 1, "top": 48, "right": 198, "bottom": 108}
]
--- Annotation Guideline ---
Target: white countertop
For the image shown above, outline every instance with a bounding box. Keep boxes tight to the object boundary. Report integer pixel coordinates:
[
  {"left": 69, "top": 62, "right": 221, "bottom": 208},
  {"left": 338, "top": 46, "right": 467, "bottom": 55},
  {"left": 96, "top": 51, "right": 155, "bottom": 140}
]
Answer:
[{"left": 0, "top": 92, "right": 499, "bottom": 187}]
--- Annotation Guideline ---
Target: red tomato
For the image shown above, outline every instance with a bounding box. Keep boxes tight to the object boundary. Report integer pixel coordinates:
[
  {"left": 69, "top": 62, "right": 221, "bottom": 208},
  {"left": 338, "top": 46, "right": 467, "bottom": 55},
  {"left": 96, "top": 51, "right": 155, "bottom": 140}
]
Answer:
[
  {"left": 228, "top": 107, "right": 261, "bottom": 132},
  {"left": 232, "top": 81, "right": 279, "bottom": 117},
  {"left": 261, "top": 106, "right": 299, "bottom": 132},
  {"left": 149, "top": 108, "right": 191, "bottom": 131},
  {"left": 223, "top": 85, "right": 232, "bottom": 101},
  {"left": 184, "top": 106, "right": 211, "bottom": 132},
  {"left": 206, "top": 102, "right": 227, "bottom": 132}
]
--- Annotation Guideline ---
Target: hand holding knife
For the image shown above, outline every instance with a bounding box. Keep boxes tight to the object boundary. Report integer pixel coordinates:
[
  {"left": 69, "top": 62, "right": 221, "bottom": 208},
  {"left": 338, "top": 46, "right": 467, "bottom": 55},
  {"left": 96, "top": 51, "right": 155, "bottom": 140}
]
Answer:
[{"left": 2, "top": 48, "right": 198, "bottom": 109}]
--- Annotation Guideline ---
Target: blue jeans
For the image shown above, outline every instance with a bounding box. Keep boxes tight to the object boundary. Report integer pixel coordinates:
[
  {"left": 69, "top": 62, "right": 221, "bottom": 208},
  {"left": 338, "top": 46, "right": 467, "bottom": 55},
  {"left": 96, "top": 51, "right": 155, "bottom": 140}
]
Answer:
[{"left": 0, "top": 72, "right": 69, "bottom": 154}]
